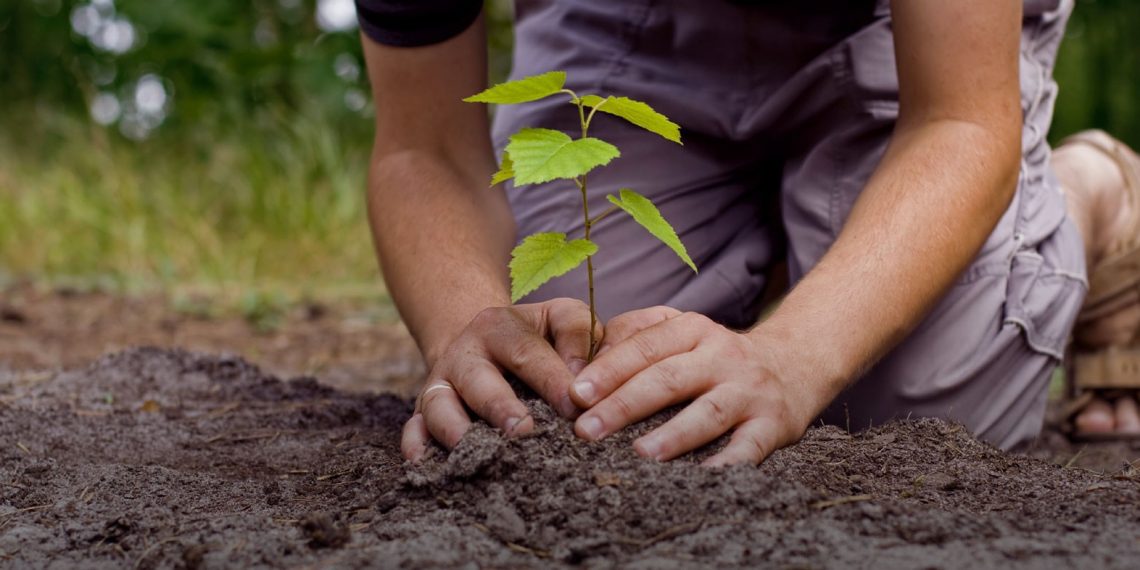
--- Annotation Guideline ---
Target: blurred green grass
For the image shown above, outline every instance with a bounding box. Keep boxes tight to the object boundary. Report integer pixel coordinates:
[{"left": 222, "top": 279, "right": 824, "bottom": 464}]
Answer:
[{"left": 0, "top": 104, "right": 377, "bottom": 301}]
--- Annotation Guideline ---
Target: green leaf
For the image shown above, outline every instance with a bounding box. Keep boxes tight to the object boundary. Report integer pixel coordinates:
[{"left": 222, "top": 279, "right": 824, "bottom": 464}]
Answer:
[
  {"left": 490, "top": 152, "right": 514, "bottom": 186},
  {"left": 463, "top": 71, "right": 567, "bottom": 105},
  {"left": 505, "top": 128, "right": 620, "bottom": 185},
  {"left": 509, "top": 233, "right": 597, "bottom": 302},
  {"left": 607, "top": 189, "right": 697, "bottom": 273},
  {"left": 581, "top": 95, "right": 682, "bottom": 144}
]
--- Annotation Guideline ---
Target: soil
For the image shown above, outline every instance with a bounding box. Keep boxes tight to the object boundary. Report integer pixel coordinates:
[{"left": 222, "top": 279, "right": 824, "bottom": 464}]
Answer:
[
  {"left": 0, "top": 284, "right": 424, "bottom": 396},
  {"left": 1, "top": 288, "right": 1139, "bottom": 568},
  {"left": 0, "top": 347, "right": 1138, "bottom": 569}
]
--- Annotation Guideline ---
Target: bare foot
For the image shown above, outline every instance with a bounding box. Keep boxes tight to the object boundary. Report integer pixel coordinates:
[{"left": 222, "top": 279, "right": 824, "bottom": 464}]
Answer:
[{"left": 1054, "top": 131, "right": 1140, "bottom": 435}]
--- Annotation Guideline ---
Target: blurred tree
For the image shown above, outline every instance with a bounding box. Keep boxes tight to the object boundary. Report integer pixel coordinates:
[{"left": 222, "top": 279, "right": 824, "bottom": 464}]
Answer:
[
  {"left": 1050, "top": 0, "right": 1140, "bottom": 148},
  {"left": 0, "top": 0, "right": 372, "bottom": 142},
  {"left": 0, "top": 0, "right": 1133, "bottom": 154}
]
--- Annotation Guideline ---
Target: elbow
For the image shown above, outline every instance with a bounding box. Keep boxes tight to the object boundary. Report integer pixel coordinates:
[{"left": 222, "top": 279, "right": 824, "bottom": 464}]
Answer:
[
  {"left": 932, "top": 115, "right": 1023, "bottom": 213},
  {"left": 988, "top": 119, "right": 1022, "bottom": 212}
]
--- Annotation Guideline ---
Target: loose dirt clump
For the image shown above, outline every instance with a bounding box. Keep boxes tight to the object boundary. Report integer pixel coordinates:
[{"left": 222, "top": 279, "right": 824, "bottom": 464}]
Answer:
[{"left": 1, "top": 348, "right": 1138, "bottom": 568}]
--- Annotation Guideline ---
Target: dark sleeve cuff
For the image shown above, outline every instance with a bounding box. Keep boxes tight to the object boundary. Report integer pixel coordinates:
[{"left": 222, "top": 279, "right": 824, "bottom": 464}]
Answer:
[{"left": 355, "top": 0, "right": 485, "bottom": 47}]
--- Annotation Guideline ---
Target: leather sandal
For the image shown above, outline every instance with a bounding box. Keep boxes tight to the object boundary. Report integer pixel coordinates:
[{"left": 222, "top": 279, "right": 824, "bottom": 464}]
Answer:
[{"left": 1061, "top": 130, "right": 1140, "bottom": 440}]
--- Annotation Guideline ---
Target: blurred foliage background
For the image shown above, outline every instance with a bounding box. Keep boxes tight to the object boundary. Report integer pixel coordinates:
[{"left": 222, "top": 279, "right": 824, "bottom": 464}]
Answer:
[{"left": 0, "top": 0, "right": 1136, "bottom": 301}]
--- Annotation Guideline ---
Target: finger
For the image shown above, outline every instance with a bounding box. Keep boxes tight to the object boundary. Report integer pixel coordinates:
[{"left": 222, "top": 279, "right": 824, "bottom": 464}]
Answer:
[
  {"left": 448, "top": 361, "right": 536, "bottom": 434},
  {"left": 575, "top": 353, "right": 705, "bottom": 442},
  {"left": 702, "top": 417, "right": 783, "bottom": 467},
  {"left": 571, "top": 312, "right": 704, "bottom": 408},
  {"left": 544, "top": 298, "right": 601, "bottom": 375},
  {"left": 633, "top": 387, "right": 748, "bottom": 461},
  {"left": 420, "top": 382, "right": 473, "bottom": 449},
  {"left": 597, "top": 306, "right": 681, "bottom": 357},
  {"left": 487, "top": 329, "right": 579, "bottom": 417},
  {"left": 401, "top": 413, "right": 431, "bottom": 462}
]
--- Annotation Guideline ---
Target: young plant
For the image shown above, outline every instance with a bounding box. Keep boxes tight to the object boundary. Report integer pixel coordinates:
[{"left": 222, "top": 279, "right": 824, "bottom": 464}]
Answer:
[{"left": 464, "top": 71, "right": 697, "bottom": 360}]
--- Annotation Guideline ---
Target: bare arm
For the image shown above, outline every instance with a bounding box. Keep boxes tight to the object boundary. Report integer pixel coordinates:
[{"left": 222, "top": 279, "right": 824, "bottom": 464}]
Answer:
[
  {"left": 362, "top": 16, "right": 512, "bottom": 367},
  {"left": 760, "top": 0, "right": 1024, "bottom": 398},
  {"left": 570, "top": 0, "right": 1024, "bottom": 465},
  {"left": 362, "top": 18, "right": 596, "bottom": 460}
]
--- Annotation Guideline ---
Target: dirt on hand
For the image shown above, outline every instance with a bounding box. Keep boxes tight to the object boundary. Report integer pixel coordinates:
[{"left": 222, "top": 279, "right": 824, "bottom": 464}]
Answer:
[{"left": 1, "top": 347, "right": 1139, "bottom": 568}]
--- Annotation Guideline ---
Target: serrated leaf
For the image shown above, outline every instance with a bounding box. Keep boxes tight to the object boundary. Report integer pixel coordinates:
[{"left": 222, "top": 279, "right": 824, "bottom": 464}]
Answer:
[
  {"left": 505, "top": 128, "right": 620, "bottom": 185},
  {"left": 490, "top": 152, "right": 514, "bottom": 186},
  {"left": 607, "top": 189, "right": 697, "bottom": 273},
  {"left": 582, "top": 95, "right": 682, "bottom": 144},
  {"left": 463, "top": 71, "right": 567, "bottom": 105},
  {"left": 509, "top": 233, "right": 597, "bottom": 302}
]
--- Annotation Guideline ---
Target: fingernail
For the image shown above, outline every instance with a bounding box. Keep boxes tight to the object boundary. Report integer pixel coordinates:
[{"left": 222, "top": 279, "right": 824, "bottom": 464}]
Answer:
[
  {"left": 504, "top": 416, "right": 525, "bottom": 435},
  {"left": 568, "top": 358, "right": 587, "bottom": 375},
  {"left": 635, "top": 435, "right": 662, "bottom": 460},
  {"left": 578, "top": 415, "right": 604, "bottom": 440},
  {"left": 572, "top": 381, "right": 596, "bottom": 405}
]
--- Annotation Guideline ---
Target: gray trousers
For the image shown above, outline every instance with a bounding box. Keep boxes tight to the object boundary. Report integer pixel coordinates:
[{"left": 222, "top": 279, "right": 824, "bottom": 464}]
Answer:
[{"left": 492, "top": 0, "right": 1086, "bottom": 450}]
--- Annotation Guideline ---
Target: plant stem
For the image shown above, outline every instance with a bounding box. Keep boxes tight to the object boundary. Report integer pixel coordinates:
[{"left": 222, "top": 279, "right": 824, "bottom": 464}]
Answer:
[
  {"left": 579, "top": 176, "right": 598, "bottom": 361},
  {"left": 589, "top": 204, "right": 620, "bottom": 226},
  {"left": 575, "top": 97, "right": 599, "bottom": 361}
]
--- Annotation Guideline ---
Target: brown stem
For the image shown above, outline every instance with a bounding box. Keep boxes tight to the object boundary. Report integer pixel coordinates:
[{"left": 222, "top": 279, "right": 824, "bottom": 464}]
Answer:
[
  {"left": 576, "top": 99, "right": 599, "bottom": 361},
  {"left": 589, "top": 204, "right": 620, "bottom": 226},
  {"left": 579, "top": 176, "right": 598, "bottom": 361}
]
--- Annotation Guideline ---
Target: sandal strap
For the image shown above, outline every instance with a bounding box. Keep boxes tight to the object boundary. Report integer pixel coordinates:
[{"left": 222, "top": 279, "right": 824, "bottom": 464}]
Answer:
[
  {"left": 1061, "top": 131, "right": 1140, "bottom": 309},
  {"left": 1073, "top": 346, "right": 1140, "bottom": 390},
  {"left": 1081, "top": 246, "right": 1140, "bottom": 315}
]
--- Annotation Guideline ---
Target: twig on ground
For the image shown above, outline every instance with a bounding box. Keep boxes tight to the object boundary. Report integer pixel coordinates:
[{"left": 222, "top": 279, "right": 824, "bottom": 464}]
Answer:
[
  {"left": 811, "top": 494, "right": 873, "bottom": 510},
  {"left": 132, "top": 537, "right": 183, "bottom": 570},
  {"left": 316, "top": 469, "right": 354, "bottom": 482},
  {"left": 202, "top": 402, "right": 241, "bottom": 419},
  {"left": 204, "top": 431, "right": 281, "bottom": 444},
  {"left": 614, "top": 519, "right": 704, "bottom": 548},
  {"left": 506, "top": 542, "right": 550, "bottom": 558},
  {"left": 1063, "top": 446, "right": 1087, "bottom": 469}
]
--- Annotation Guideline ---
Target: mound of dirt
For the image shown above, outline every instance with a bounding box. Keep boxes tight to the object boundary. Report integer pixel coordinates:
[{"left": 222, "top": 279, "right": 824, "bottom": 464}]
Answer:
[{"left": 1, "top": 348, "right": 1138, "bottom": 568}]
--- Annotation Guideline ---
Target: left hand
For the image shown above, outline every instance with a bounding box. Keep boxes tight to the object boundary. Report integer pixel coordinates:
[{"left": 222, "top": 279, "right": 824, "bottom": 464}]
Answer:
[{"left": 568, "top": 306, "right": 820, "bottom": 466}]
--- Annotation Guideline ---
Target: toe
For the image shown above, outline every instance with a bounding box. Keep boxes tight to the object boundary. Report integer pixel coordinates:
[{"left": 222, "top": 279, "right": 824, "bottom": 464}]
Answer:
[
  {"left": 1114, "top": 396, "right": 1140, "bottom": 434},
  {"left": 1075, "top": 397, "right": 1116, "bottom": 434}
]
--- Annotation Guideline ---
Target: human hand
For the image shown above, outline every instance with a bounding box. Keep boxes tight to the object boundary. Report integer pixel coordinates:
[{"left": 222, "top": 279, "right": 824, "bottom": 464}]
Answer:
[
  {"left": 568, "top": 307, "right": 820, "bottom": 466},
  {"left": 401, "top": 298, "right": 600, "bottom": 461}
]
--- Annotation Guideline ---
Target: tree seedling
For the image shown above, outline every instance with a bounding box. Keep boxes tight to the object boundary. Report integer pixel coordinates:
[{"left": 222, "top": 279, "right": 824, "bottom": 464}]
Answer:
[{"left": 464, "top": 71, "right": 698, "bottom": 360}]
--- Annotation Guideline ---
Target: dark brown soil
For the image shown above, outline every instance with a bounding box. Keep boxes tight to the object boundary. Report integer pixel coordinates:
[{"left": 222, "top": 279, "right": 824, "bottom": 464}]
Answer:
[{"left": 2, "top": 347, "right": 1139, "bottom": 569}]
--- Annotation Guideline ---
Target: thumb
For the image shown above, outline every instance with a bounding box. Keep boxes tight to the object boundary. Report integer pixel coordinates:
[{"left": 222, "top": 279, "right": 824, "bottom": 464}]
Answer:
[{"left": 544, "top": 298, "right": 603, "bottom": 375}]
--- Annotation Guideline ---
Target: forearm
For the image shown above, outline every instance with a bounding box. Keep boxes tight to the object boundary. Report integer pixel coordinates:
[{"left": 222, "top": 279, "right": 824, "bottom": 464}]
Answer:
[
  {"left": 754, "top": 120, "right": 1020, "bottom": 412},
  {"left": 368, "top": 150, "right": 516, "bottom": 368},
  {"left": 359, "top": 15, "right": 517, "bottom": 370}
]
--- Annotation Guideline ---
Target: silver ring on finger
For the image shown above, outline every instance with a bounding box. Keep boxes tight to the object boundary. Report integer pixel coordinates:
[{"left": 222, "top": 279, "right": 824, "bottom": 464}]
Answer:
[{"left": 422, "top": 383, "right": 456, "bottom": 397}]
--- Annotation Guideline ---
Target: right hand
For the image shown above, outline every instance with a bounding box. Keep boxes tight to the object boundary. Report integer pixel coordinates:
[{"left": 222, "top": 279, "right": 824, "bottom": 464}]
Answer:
[{"left": 401, "top": 297, "right": 601, "bottom": 461}]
